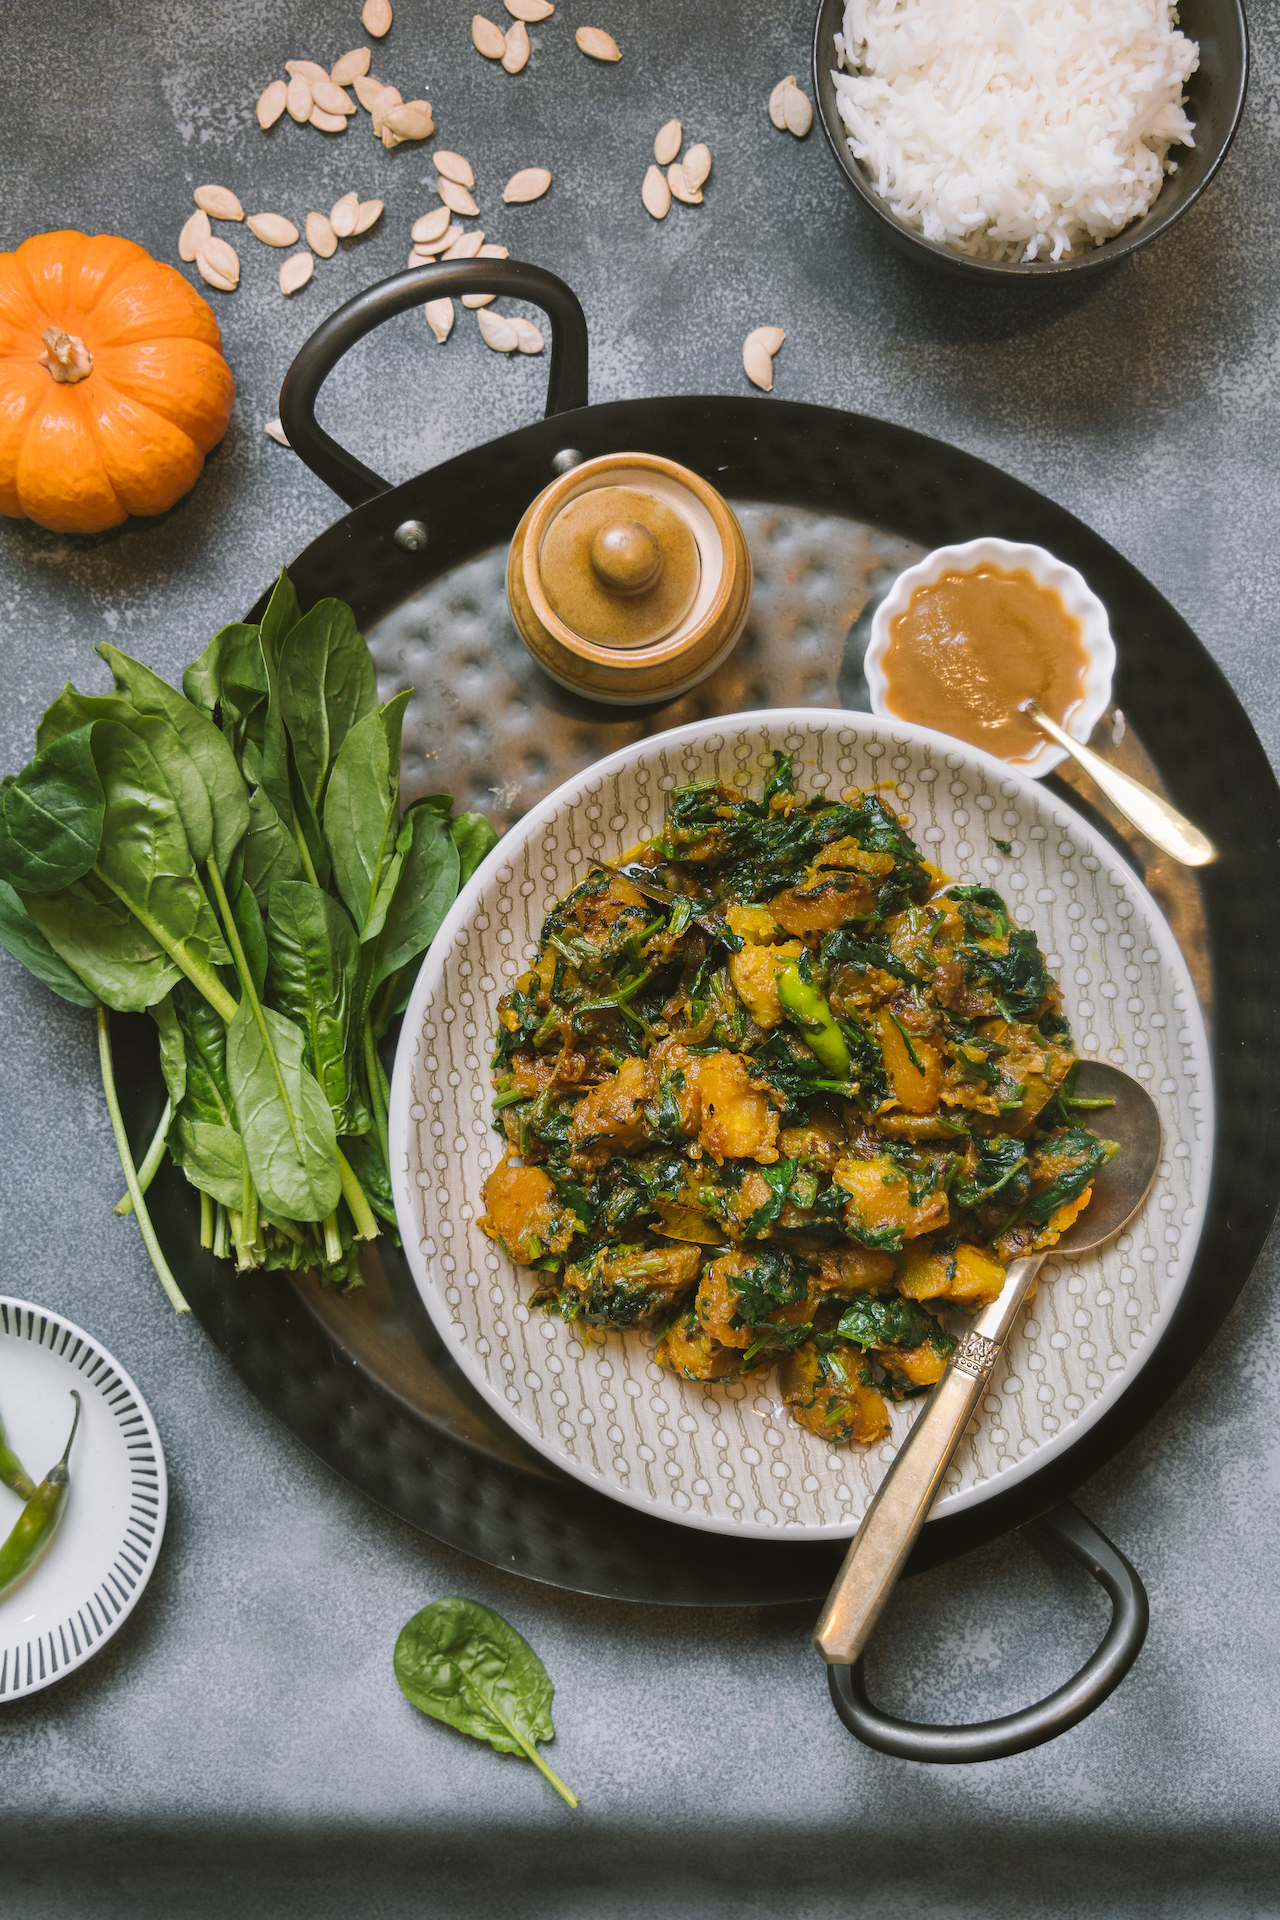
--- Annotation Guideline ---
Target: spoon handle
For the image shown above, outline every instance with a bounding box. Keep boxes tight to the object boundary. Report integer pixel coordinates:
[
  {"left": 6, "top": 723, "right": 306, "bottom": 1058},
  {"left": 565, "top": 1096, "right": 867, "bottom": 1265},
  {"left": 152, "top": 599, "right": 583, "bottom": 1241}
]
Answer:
[
  {"left": 1025, "top": 701, "right": 1216, "bottom": 868},
  {"left": 812, "top": 1253, "right": 1043, "bottom": 1666}
]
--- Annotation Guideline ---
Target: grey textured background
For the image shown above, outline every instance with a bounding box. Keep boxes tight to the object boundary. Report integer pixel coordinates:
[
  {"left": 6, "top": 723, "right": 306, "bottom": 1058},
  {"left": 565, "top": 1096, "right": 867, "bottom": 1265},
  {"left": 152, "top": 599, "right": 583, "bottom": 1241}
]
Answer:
[{"left": 1, "top": 2, "right": 1278, "bottom": 1915}]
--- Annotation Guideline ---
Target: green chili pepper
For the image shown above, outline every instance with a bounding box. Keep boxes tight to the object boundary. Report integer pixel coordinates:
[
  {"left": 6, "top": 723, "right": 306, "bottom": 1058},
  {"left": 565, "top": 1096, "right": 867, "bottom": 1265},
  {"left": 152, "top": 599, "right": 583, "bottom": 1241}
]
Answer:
[
  {"left": 0, "top": 1391, "right": 80, "bottom": 1602},
  {"left": 777, "top": 965, "right": 851, "bottom": 1079},
  {"left": 0, "top": 1400, "right": 36, "bottom": 1503}
]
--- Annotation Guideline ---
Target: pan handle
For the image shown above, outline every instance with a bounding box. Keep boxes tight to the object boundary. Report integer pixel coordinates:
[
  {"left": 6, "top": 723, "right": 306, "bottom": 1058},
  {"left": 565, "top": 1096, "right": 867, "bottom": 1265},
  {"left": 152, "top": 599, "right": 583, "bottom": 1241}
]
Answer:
[
  {"left": 826, "top": 1501, "right": 1149, "bottom": 1764},
  {"left": 278, "top": 260, "right": 590, "bottom": 508}
]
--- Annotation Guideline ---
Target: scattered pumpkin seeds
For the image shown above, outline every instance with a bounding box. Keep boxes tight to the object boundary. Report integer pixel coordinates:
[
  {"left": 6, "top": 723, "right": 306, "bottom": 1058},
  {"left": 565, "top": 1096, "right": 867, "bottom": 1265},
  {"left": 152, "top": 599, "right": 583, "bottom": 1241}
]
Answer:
[
  {"left": 743, "top": 325, "right": 785, "bottom": 391},
  {"left": 438, "top": 177, "right": 480, "bottom": 216},
  {"left": 310, "top": 105, "right": 349, "bottom": 133},
  {"left": 279, "top": 252, "right": 315, "bottom": 296},
  {"left": 331, "top": 47, "right": 372, "bottom": 83},
  {"left": 194, "top": 184, "right": 244, "bottom": 221},
  {"left": 653, "top": 118, "right": 681, "bottom": 165},
  {"left": 179, "top": 209, "right": 212, "bottom": 261},
  {"left": 353, "top": 72, "right": 386, "bottom": 108},
  {"left": 783, "top": 85, "right": 812, "bottom": 138},
  {"left": 503, "top": 167, "right": 551, "bottom": 203},
  {"left": 434, "top": 151, "right": 476, "bottom": 188},
  {"left": 256, "top": 80, "right": 288, "bottom": 130},
  {"left": 195, "top": 236, "right": 240, "bottom": 291},
  {"left": 641, "top": 165, "right": 671, "bottom": 220},
  {"left": 312, "top": 78, "right": 357, "bottom": 115},
  {"left": 412, "top": 205, "right": 452, "bottom": 244},
  {"left": 502, "top": 21, "right": 530, "bottom": 72},
  {"left": 768, "top": 76, "right": 797, "bottom": 131},
  {"left": 330, "top": 191, "right": 360, "bottom": 237},
  {"left": 510, "top": 314, "right": 544, "bottom": 353},
  {"left": 478, "top": 241, "right": 509, "bottom": 257},
  {"left": 575, "top": 26, "right": 620, "bottom": 60},
  {"left": 443, "top": 229, "right": 485, "bottom": 259},
  {"left": 286, "top": 59, "right": 331, "bottom": 82},
  {"left": 425, "top": 297, "right": 455, "bottom": 342},
  {"left": 463, "top": 293, "right": 497, "bottom": 308},
  {"left": 247, "top": 212, "right": 300, "bottom": 246},
  {"left": 286, "top": 74, "right": 313, "bottom": 121},
  {"left": 369, "top": 84, "right": 402, "bottom": 135},
  {"left": 683, "top": 142, "right": 711, "bottom": 190},
  {"left": 362, "top": 0, "right": 393, "bottom": 37},
  {"left": 418, "top": 222, "right": 464, "bottom": 254},
  {"left": 472, "top": 14, "right": 507, "bottom": 57},
  {"left": 265, "top": 417, "right": 291, "bottom": 446},
  {"left": 306, "top": 211, "right": 338, "bottom": 257},
  {"left": 354, "top": 198, "right": 384, "bottom": 233},
  {"left": 666, "top": 162, "right": 703, "bottom": 206},
  {"left": 506, "top": 0, "right": 553, "bottom": 17},
  {"left": 477, "top": 307, "right": 519, "bottom": 352},
  {"left": 384, "top": 100, "right": 434, "bottom": 141}
]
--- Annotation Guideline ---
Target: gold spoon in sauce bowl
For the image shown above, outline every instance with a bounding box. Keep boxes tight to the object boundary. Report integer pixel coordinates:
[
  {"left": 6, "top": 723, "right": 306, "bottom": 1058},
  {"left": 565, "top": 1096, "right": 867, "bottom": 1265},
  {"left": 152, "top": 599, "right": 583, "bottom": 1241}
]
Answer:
[
  {"left": 812, "top": 1060, "right": 1162, "bottom": 1668},
  {"left": 1021, "top": 700, "right": 1216, "bottom": 868}
]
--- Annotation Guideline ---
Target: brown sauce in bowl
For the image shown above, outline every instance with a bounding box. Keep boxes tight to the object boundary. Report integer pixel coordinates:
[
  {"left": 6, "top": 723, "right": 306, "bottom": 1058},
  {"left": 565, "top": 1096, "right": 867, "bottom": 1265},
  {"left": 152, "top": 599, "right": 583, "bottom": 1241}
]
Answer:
[{"left": 883, "top": 564, "right": 1091, "bottom": 762}]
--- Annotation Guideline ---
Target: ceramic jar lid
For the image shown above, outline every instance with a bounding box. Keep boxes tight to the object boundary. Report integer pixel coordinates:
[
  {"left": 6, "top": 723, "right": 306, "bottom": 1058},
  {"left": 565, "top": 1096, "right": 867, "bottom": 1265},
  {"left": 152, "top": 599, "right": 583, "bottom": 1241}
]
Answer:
[{"left": 507, "top": 452, "right": 752, "bottom": 704}]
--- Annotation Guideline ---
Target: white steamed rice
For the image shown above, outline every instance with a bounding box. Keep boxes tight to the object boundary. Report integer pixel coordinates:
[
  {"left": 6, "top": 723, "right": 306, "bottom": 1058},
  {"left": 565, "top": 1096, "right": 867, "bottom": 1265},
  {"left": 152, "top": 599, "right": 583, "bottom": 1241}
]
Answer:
[{"left": 832, "top": 0, "right": 1199, "bottom": 262}]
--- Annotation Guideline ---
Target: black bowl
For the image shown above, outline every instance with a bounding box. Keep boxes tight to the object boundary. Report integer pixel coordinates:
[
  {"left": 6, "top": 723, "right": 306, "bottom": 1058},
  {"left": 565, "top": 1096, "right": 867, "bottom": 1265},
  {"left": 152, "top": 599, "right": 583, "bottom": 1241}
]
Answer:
[{"left": 812, "top": 0, "right": 1249, "bottom": 280}]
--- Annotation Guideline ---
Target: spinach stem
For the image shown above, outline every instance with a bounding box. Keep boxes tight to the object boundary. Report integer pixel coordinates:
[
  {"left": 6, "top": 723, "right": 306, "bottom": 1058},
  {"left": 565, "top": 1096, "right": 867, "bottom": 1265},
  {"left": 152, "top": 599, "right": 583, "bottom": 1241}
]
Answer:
[
  {"left": 199, "top": 1189, "right": 213, "bottom": 1250},
  {"left": 362, "top": 1017, "right": 390, "bottom": 1161},
  {"left": 291, "top": 811, "right": 320, "bottom": 888},
  {"left": 322, "top": 1210, "right": 343, "bottom": 1265},
  {"left": 463, "top": 1677, "right": 578, "bottom": 1807},
  {"left": 96, "top": 1008, "right": 190, "bottom": 1314},
  {"left": 114, "top": 1097, "right": 172, "bottom": 1216},
  {"left": 92, "top": 863, "right": 237, "bottom": 1023},
  {"left": 213, "top": 1204, "right": 230, "bottom": 1260},
  {"left": 371, "top": 968, "right": 401, "bottom": 1035},
  {"left": 337, "top": 1149, "right": 379, "bottom": 1240}
]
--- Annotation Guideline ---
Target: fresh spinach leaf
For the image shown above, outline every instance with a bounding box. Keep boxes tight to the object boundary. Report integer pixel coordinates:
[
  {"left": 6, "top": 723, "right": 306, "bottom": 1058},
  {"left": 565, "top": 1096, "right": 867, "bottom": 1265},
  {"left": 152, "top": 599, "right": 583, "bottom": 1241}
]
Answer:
[
  {"left": 451, "top": 811, "right": 500, "bottom": 887},
  {"left": 240, "top": 786, "right": 304, "bottom": 902},
  {"left": 267, "top": 879, "right": 369, "bottom": 1133},
  {"left": 150, "top": 992, "right": 188, "bottom": 1109},
  {"left": 37, "top": 690, "right": 216, "bottom": 868},
  {"left": 231, "top": 878, "right": 269, "bottom": 1001},
  {"left": 257, "top": 568, "right": 301, "bottom": 666},
  {"left": 22, "top": 875, "right": 182, "bottom": 1011},
  {"left": 394, "top": 1598, "right": 578, "bottom": 1808},
  {"left": 366, "top": 801, "right": 460, "bottom": 1002},
  {"left": 225, "top": 998, "right": 340, "bottom": 1221},
  {"left": 0, "top": 880, "right": 98, "bottom": 1006},
  {"left": 0, "top": 725, "right": 104, "bottom": 894},
  {"left": 182, "top": 622, "right": 268, "bottom": 768},
  {"left": 323, "top": 691, "right": 411, "bottom": 935},
  {"left": 276, "top": 599, "right": 377, "bottom": 810}
]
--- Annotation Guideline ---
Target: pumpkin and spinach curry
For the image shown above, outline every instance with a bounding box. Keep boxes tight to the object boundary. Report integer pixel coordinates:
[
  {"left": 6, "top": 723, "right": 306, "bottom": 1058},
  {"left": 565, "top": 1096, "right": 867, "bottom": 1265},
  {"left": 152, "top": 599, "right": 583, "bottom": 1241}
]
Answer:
[{"left": 480, "top": 756, "right": 1115, "bottom": 1449}]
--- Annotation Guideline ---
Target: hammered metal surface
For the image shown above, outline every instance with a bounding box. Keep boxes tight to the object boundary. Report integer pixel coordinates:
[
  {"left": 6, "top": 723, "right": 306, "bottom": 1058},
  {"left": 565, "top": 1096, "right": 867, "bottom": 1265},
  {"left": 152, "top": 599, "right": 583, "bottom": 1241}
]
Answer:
[{"left": 391, "top": 712, "right": 1213, "bottom": 1541}]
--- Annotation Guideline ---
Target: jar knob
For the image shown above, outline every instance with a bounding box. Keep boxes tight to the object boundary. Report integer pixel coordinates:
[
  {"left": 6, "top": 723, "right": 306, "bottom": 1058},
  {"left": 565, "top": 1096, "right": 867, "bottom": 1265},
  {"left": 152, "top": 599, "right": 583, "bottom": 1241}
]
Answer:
[{"left": 589, "top": 519, "right": 663, "bottom": 595}]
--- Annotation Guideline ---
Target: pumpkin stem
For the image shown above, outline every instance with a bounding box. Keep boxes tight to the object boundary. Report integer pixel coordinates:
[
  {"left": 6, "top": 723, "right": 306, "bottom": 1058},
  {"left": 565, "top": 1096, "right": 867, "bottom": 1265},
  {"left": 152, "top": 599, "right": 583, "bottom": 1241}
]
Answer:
[{"left": 38, "top": 325, "right": 92, "bottom": 384}]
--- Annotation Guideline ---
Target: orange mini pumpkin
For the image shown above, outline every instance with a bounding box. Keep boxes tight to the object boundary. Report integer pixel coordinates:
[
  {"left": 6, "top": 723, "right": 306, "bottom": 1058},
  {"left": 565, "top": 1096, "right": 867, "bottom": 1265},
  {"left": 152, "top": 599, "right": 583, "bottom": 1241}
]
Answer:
[{"left": 0, "top": 230, "right": 235, "bottom": 535}]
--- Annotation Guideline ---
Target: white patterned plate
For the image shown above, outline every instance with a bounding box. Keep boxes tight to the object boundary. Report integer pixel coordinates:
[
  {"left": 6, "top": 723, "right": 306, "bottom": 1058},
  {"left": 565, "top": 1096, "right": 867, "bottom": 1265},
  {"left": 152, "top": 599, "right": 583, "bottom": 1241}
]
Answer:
[
  {"left": 389, "top": 711, "right": 1213, "bottom": 1540},
  {"left": 0, "top": 1299, "right": 167, "bottom": 1698}
]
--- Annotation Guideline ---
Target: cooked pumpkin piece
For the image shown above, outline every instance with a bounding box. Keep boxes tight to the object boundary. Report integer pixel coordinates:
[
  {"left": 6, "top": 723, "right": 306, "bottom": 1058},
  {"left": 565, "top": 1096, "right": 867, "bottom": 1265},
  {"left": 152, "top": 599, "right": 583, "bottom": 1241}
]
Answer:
[
  {"left": 479, "top": 1164, "right": 579, "bottom": 1264},
  {"left": 779, "top": 1340, "right": 891, "bottom": 1446}
]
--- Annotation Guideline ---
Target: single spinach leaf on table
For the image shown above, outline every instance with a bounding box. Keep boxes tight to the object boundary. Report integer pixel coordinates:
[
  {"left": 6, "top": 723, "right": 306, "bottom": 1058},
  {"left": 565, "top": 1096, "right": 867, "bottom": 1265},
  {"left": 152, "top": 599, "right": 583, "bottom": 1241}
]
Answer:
[
  {"left": 0, "top": 881, "right": 99, "bottom": 1007},
  {"left": 323, "top": 691, "right": 411, "bottom": 935},
  {"left": 225, "top": 998, "right": 340, "bottom": 1221},
  {"left": 266, "top": 878, "right": 369, "bottom": 1133},
  {"left": 22, "top": 875, "right": 182, "bottom": 1012},
  {"left": 0, "top": 725, "right": 104, "bottom": 894},
  {"left": 394, "top": 1598, "right": 578, "bottom": 1807},
  {"left": 277, "top": 599, "right": 377, "bottom": 811}
]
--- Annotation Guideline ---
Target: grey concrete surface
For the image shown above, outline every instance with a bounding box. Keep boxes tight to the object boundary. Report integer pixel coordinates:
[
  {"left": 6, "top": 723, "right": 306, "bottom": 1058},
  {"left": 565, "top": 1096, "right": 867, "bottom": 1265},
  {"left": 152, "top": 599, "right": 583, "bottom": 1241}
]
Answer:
[{"left": 1, "top": 2, "right": 1278, "bottom": 1915}]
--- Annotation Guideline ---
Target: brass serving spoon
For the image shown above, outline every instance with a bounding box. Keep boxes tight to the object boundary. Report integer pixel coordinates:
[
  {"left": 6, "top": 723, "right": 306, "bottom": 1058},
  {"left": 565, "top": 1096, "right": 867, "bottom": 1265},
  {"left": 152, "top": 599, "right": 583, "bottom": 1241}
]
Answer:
[
  {"left": 813, "top": 1060, "right": 1162, "bottom": 1667},
  {"left": 1022, "top": 700, "right": 1216, "bottom": 868}
]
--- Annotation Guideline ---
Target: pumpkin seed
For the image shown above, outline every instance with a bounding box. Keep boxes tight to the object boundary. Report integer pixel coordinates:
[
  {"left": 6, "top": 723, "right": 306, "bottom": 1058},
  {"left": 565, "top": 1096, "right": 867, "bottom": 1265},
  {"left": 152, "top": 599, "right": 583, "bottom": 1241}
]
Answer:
[
  {"left": 768, "top": 75, "right": 797, "bottom": 130},
  {"left": 683, "top": 142, "right": 710, "bottom": 190},
  {"left": 653, "top": 118, "right": 681, "bottom": 165},
  {"left": 411, "top": 204, "right": 452, "bottom": 244},
  {"left": 279, "top": 252, "right": 315, "bottom": 296},
  {"left": 331, "top": 48, "right": 372, "bottom": 83},
  {"left": 370, "top": 84, "right": 401, "bottom": 134},
  {"left": 265, "top": 417, "right": 291, "bottom": 446},
  {"left": 286, "top": 74, "right": 313, "bottom": 121},
  {"left": 384, "top": 100, "right": 434, "bottom": 141},
  {"left": 472, "top": 14, "right": 506, "bottom": 57},
  {"left": 353, "top": 73, "right": 386, "bottom": 108},
  {"left": 434, "top": 151, "right": 475, "bottom": 188},
  {"left": 195, "top": 237, "right": 240, "bottom": 291},
  {"left": 438, "top": 177, "right": 480, "bottom": 216},
  {"left": 256, "top": 80, "right": 288, "bottom": 130},
  {"left": 510, "top": 315, "right": 544, "bottom": 354},
  {"left": 312, "top": 78, "right": 357, "bottom": 115},
  {"left": 416, "top": 223, "right": 464, "bottom": 255},
  {"left": 247, "top": 212, "right": 300, "bottom": 246},
  {"left": 330, "top": 191, "right": 360, "bottom": 237},
  {"left": 502, "top": 20, "right": 530, "bottom": 72},
  {"left": 477, "top": 308, "right": 519, "bottom": 352},
  {"left": 463, "top": 293, "right": 497, "bottom": 308},
  {"left": 425, "top": 297, "right": 455, "bottom": 343},
  {"left": 354, "top": 198, "right": 384, "bottom": 233},
  {"left": 506, "top": 0, "right": 553, "bottom": 17},
  {"left": 286, "top": 60, "right": 331, "bottom": 82},
  {"left": 310, "top": 106, "right": 349, "bottom": 133},
  {"left": 742, "top": 326, "right": 784, "bottom": 391},
  {"left": 502, "top": 166, "right": 551, "bottom": 204},
  {"left": 194, "top": 184, "right": 244, "bottom": 221},
  {"left": 783, "top": 85, "right": 812, "bottom": 137},
  {"left": 443, "top": 229, "right": 485, "bottom": 259},
  {"left": 641, "top": 165, "right": 670, "bottom": 220},
  {"left": 362, "top": 0, "right": 393, "bottom": 37},
  {"left": 179, "top": 208, "right": 212, "bottom": 261},
  {"left": 306, "top": 211, "right": 338, "bottom": 257},
  {"left": 666, "top": 162, "right": 703, "bottom": 206},
  {"left": 575, "top": 26, "right": 620, "bottom": 60},
  {"left": 478, "top": 242, "right": 509, "bottom": 257}
]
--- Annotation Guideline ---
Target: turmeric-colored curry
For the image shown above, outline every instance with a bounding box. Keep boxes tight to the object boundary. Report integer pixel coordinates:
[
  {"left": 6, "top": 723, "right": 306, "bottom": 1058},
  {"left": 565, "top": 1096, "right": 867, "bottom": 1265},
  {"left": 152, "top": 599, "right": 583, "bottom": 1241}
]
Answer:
[{"left": 480, "top": 755, "right": 1115, "bottom": 1449}]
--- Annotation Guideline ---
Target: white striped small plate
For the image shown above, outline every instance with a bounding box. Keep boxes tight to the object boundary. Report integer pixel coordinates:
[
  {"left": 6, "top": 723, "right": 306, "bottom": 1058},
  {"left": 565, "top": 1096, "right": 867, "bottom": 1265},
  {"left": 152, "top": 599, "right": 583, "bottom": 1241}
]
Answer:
[{"left": 0, "top": 1299, "right": 167, "bottom": 1700}]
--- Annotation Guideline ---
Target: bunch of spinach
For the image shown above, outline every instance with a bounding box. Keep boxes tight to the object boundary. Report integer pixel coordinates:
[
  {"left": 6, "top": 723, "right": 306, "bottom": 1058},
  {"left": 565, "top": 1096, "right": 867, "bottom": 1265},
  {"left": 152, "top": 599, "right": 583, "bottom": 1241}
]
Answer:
[{"left": 0, "top": 571, "right": 496, "bottom": 1306}]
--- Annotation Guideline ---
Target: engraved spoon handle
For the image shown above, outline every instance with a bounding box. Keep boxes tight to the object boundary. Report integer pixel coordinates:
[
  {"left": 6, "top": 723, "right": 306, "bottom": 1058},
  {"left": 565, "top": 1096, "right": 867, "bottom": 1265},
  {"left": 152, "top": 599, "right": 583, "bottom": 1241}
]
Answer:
[
  {"left": 812, "top": 1254, "right": 1044, "bottom": 1666},
  {"left": 1024, "top": 700, "right": 1216, "bottom": 868}
]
